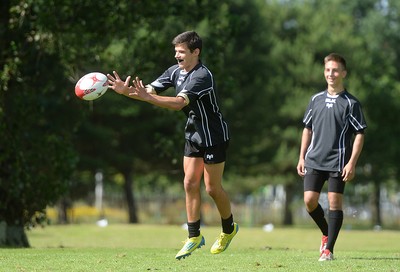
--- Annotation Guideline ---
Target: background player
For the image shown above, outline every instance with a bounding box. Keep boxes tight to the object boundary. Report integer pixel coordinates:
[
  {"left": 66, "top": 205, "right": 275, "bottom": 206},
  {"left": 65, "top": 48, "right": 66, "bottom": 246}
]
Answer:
[{"left": 296, "top": 53, "right": 367, "bottom": 261}]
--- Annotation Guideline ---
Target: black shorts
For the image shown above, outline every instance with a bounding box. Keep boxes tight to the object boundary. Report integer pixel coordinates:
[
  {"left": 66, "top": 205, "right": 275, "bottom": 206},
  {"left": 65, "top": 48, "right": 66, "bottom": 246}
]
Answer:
[
  {"left": 303, "top": 168, "right": 345, "bottom": 194},
  {"left": 184, "top": 140, "right": 229, "bottom": 164}
]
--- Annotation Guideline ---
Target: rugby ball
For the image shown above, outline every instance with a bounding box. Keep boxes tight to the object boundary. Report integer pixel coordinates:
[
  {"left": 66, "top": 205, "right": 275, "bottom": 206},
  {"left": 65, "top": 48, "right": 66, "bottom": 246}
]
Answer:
[{"left": 75, "top": 72, "right": 108, "bottom": 101}]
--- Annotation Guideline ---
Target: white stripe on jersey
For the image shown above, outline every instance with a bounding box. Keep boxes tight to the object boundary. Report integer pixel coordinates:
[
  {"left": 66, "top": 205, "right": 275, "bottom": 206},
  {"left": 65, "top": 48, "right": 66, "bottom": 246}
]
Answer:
[
  {"left": 345, "top": 95, "right": 365, "bottom": 130},
  {"left": 338, "top": 119, "right": 349, "bottom": 171},
  {"left": 197, "top": 99, "right": 211, "bottom": 146},
  {"left": 303, "top": 109, "right": 312, "bottom": 125}
]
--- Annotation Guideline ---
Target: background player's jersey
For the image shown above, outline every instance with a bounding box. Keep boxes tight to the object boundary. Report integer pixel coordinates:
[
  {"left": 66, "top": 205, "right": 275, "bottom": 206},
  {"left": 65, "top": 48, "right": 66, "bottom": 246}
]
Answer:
[
  {"left": 150, "top": 62, "right": 229, "bottom": 147},
  {"left": 302, "top": 90, "right": 367, "bottom": 172}
]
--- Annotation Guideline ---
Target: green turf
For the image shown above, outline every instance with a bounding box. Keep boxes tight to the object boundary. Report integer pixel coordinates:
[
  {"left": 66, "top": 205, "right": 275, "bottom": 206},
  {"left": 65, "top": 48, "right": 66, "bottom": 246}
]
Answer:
[{"left": 0, "top": 224, "right": 398, "bottom": 271}]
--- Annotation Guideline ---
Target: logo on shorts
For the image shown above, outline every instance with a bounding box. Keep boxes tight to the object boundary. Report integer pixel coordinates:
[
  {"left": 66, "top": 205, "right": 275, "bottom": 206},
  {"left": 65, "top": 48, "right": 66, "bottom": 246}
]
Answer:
[{"left": 206, "top": 154, "right": 214, "bottom": 160}]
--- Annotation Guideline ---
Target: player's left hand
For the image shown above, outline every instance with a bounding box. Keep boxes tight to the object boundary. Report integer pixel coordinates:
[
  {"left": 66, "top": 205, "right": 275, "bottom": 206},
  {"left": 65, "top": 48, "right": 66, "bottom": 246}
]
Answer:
[
  {"left": 342, "top": 164, "right": 355, "bottom": 182},
  {"left": 130, "top": 76, "right": 151, "bottom": 101}
]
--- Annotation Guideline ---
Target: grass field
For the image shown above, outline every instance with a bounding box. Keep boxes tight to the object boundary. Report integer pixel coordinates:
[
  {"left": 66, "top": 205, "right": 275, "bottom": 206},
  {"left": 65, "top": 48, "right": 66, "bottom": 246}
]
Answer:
[{"left": 0, "top": 224, "right": 399, "bottom": 271}]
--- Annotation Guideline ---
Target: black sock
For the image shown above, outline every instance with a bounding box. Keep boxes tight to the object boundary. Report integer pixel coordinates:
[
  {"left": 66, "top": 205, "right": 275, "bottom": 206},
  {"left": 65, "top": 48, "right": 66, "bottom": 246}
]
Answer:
[
  {"left": 327, "top": 210, "right": 343, "bottom": 253},
  {"left": 308, "top": 204, "right": 328, "bottom": 236},
  {"left": 222, "top": 214, "right": 234, "bottom": 234},
  {"left": 187, "top": 220, "right": 201, "bottom": 238}
]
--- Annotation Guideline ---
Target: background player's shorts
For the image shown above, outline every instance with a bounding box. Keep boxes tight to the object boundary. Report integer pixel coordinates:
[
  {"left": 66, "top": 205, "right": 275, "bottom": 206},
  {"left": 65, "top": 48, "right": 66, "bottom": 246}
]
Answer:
[
  {"left": 303, "top": 168, "right": 345, "bottom": 194},
  {"left": 184, "top": 140, "right": 229, "bottom": 164}
]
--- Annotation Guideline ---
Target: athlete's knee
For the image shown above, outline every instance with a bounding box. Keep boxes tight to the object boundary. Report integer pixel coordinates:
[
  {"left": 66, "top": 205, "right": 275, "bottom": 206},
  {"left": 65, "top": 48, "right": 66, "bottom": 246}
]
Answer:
[
  {"left": 328, "top": 198, "right": 342, "bottom": 210},
  {"left": 304, "top": 195, "right": 319, "bottom": 211},
  {"left": 328, "top": 192, "right": 343, "bottom": 210},
  {"left": 205, "top": 185, "right": 216, "bottom": 198},
  {"left": 205, "top": 184, "right": 224, "bottom": 199},
  {"left": 304, "top": 200, "right": 318, "bottom": 212},
  {"left": 184, "top": 178, "right": 200, "bottom": 193}
]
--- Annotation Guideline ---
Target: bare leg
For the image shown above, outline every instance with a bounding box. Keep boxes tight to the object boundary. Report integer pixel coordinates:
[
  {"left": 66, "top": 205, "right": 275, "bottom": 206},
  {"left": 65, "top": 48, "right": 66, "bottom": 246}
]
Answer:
[
  {"left": 203, "top": 162, "right": 231, "bottom": 219},
  {"left": 304, "top": 191, "right": 320, "bottom": 212},
  {"left": 183, "top": 157, "right": 204, "bottom": 222},
  {"left": 328, "top": 192, "right": 343, "bottom": 210},
  {"left": 175, "top": 156, "right": 205, "bottom": 259},
  {"left": 305, "top": 190, "right": 328, "bottom": 237}
]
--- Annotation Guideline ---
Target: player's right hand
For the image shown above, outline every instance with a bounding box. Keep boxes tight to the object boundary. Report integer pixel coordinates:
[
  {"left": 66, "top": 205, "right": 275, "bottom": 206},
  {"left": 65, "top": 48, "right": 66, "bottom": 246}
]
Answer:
[
  {"left": 107, "top": 71, "right": 133, "bottom": 96},
  {"left": 296, "top": 159, "right": 306, "bottom": 177}
]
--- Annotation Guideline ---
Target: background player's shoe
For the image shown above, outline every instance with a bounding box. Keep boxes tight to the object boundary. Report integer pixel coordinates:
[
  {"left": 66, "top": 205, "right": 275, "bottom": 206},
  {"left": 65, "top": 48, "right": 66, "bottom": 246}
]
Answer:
[
  {"left": 175, "top": 235, "right": 205, "bottom": 260},
  {"left": 319, "top": 249, "right": 334, "bottom": 261},
  {"left": 320, "top": 235, "right": 328, "bottom": 253},
  {"left": 210, "top": 223, "right": 239, "bottom": 254}
]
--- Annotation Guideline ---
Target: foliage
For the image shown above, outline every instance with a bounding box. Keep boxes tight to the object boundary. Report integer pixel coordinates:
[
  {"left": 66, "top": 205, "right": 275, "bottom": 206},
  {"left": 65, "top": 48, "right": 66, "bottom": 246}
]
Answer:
[{"left": 0, "top": 0, "right": 80, "bottom": 230}]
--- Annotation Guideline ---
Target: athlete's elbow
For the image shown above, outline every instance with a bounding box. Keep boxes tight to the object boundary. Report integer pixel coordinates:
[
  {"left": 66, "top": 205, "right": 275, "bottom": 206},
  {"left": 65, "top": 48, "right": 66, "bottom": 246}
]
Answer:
[
  {"left": 170, "top": 99, "right": 187, "bottom": 111},
  {"left": 170, "top": 104, "right": 185, "bottom": 111}
]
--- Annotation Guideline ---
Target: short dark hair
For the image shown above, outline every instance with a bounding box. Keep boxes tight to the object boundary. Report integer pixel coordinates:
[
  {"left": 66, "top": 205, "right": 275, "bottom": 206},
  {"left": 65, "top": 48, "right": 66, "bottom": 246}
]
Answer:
[
  {"left": 172, "top": 31, "right": 202, "bottom": 53},
  {"left": 324, "top": 53, "right": 347, "bottom": 70}
]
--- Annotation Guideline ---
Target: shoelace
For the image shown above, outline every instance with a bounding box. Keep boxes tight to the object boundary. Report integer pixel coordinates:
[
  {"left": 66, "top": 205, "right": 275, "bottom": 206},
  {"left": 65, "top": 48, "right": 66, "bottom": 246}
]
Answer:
[{"left": 216, "top": 233, "right": 228, "bottom": 246}]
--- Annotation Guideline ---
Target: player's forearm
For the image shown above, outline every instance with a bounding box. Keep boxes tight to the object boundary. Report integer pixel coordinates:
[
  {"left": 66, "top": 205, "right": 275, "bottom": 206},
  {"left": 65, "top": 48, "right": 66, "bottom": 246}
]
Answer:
[
  {"left": 299, "top": 128, "right": 312, "bottom": 159},
  {"left": 347, "top": 133, "right": 365, "bottom": 167},
  {"left": 145, "top": 94, "right": 187, "bottom": 111}
]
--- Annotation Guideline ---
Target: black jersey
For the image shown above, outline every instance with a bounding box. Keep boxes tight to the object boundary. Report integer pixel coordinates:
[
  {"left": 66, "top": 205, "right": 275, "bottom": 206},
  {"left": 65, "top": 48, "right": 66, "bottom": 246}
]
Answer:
[
  {"left": 149, "top": 62, "right": 229, "bottom": 147},
  {"left": 302, "top": 90, "right": 367, "bottom": 172}
]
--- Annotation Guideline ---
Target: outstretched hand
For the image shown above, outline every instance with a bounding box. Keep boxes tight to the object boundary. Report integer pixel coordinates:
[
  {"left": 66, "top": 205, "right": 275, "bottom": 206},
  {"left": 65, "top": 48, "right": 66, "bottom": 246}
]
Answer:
[
  {"left": 129, "top": 76, "right": 152, "bottom": 101},
  {"left": 107, "top": 72, "right": 151, "bottom": 102},
  {"left": 107, "top": 71, "right": 133, "bottom": 96}
]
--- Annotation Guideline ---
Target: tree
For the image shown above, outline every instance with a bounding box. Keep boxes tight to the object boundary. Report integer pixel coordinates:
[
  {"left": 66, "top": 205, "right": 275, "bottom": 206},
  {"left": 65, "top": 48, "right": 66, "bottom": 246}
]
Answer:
[
  {"left": 71, "top": 0, "right": 274, "bottom": 223},
  {"left": 258, "top": 0, "right": 400, "bottom": 226},
  {"left": 0, "top": 0, "right": 145, "bottom": 246},
  {"left": 72, "top": 0, "right": 400, "bottom": 227},
  {"left": 0, "top": 0, "right": 80, "bottom": 246},
  {"left": 348, "top": 0, "right": 400, "bottom": 227},
  {"left": 2, "top": 0, "right": 399, "bottom": 242}
]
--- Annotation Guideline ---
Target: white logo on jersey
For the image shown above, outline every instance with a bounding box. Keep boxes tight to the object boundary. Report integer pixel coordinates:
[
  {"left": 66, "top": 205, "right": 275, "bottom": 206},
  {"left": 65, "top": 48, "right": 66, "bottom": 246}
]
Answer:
[
  {"left": 206, "top": 154, "right": 214, "bottom": 160},
  {"left": 178, "top": 70, "right": 187, "bottom": 86},
  {"left": 325, "top": 98, "right": 336, "bottom": 108},
  {"left": 177, "top": 76, "right": 185, "bottom": 86}
]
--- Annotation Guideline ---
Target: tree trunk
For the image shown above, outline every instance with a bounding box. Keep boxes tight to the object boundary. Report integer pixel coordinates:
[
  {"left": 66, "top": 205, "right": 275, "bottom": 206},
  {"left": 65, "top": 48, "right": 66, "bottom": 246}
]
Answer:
[
  {"left": 0, "top": 0, "right": 10, "bottom": 66},
  {"left": 371, "top": 180, "right": 382, "bottom": 227},
  {"left": 0, "top": 221, "right": 30, "bottom": 248},
  {"left": 282, "top": 183, "right": 294, "bottom": 225},
  {"left": 57, "top": 197, "right": 71, "bottom": 224},
  {"left": 123, "top": 171, "right": 138, "bottom": 223}
]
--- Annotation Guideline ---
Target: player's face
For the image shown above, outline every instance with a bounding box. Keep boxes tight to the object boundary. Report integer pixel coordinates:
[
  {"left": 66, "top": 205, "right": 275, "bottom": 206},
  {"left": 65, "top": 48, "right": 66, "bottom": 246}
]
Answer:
[
  {"left": 324, "top": 60, "right": 347, "bottom": 89},
  {"left": 174, "top": 43, "right": 199, "bottom": 72}
]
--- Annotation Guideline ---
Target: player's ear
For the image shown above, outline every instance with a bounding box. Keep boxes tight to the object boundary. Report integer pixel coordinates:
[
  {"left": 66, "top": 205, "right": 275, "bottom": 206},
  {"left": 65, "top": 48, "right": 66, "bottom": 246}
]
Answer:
[
  {"left": 193, "top": 48, "right": 200, "bottom": 56},
  {"left": 342, "top": 70, "right": 347, "bottom": 78}
]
